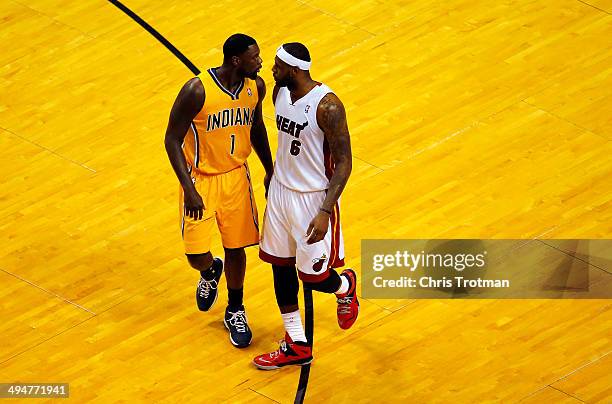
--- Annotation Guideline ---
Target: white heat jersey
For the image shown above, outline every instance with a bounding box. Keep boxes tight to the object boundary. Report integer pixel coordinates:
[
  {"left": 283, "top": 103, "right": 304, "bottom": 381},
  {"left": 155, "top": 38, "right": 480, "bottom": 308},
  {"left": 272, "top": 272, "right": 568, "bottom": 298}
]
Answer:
[{"left": 273, "top": 83, "right": 334, "bottom": 192}]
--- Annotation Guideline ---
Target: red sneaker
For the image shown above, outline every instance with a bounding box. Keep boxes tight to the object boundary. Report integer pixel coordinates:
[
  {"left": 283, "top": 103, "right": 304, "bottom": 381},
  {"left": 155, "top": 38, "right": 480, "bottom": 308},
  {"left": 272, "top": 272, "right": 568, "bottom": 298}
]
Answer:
[
  {"left": 253, "top": 334, "right": 313, "bottom": 370},
  {"left": 336, "top": 269, "right": 359, "bottom": 329}
]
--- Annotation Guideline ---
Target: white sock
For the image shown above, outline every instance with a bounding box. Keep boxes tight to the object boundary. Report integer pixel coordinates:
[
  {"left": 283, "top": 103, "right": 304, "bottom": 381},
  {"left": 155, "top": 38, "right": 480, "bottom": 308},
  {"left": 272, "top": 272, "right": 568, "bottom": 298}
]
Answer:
[
  {"left": 335, "top": 273, "right": 350, "bottom": 295},
  {"left": 281, "top": 310, "right": 307, "bottom": 343}
]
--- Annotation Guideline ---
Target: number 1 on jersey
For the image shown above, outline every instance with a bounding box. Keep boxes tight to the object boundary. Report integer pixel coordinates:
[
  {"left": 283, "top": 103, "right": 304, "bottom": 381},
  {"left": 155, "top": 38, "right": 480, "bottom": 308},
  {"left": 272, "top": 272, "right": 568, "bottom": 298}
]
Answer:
[{"left": 230, "top": 134, "right": 236, "bottom": 155}]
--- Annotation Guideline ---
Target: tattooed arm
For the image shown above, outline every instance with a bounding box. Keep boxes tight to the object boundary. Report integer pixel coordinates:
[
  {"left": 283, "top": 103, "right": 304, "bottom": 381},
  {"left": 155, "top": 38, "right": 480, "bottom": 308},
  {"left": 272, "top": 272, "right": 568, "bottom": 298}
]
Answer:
[{"left": 306, "top": 93, "right": 352, "bottom": 244}]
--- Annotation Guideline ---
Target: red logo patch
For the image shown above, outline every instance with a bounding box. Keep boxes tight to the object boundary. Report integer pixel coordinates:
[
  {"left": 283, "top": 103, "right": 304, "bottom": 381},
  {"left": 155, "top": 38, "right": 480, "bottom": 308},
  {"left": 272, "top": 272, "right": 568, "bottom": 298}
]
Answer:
[{"left": 312, "top": 254, "right": 327, "bottom": 272}]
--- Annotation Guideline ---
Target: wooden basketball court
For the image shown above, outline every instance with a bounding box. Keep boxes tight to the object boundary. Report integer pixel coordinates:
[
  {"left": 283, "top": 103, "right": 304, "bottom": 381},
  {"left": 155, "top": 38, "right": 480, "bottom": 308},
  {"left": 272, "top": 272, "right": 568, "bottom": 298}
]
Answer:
[{"left": 1, "top": 0, "right": 610, "bottom": 401}]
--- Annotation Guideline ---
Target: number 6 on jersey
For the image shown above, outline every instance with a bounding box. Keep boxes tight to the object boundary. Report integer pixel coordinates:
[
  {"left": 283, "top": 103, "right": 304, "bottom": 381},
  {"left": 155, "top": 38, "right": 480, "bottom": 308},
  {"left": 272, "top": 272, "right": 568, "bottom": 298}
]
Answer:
[{"left": 290, "top": 139, "right": 301, "bottom": 156}]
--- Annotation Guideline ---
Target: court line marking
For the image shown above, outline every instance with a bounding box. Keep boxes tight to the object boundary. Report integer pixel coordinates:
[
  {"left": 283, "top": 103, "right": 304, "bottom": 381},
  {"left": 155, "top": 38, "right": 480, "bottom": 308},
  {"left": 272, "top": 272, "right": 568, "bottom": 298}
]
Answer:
[
  {"left": 9, "top": 0, "right": 96, "bottom": 39},
  {"left": 576, "top": 0, "right": 611, "bottom": 15},
  {"left": 538, "top": 240, "right": 612, "bottom": 275},
  {"left": 1, "top": 126, "right": 97, "bottom": 173},
  {"left": 521, "top": 100, "right": 610, "bottom": 142},
  {"left": 294, "top": 0, "right": 376, "bottom": 37},
  {"left": 249, "top": 388, "right": 281, "bottom": 403},
  {"left": 520, "top": 350, "right": 610, "bottom": 402},
  {"left": 1, "top": 268, "right": 96, "bottom": 315},
  {"left": 405, "top": 120, "right": 481, "bottom": 161},
  {"left": 0, "top": 314, "right": 96, "bottom": 366},
  {"left": 549, "top": 385, "right": 586, "bottom": 403},
  {"left": 0, "top": 286, "right": 146, "bottom": 366}
]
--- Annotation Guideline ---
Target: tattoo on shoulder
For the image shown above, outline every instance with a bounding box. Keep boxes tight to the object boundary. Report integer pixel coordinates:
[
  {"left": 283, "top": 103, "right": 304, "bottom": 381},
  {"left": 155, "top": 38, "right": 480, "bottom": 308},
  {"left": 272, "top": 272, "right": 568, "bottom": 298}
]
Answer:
[{"left": 318, "top": 94, "right": 347, "bottom": 134}]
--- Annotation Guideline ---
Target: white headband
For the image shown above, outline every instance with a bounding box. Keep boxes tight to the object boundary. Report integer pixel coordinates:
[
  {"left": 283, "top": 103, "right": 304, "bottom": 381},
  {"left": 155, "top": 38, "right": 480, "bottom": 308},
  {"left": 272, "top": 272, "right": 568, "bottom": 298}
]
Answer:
[{"left": 276, "top": 45, "right": 312, "bottom": 70}]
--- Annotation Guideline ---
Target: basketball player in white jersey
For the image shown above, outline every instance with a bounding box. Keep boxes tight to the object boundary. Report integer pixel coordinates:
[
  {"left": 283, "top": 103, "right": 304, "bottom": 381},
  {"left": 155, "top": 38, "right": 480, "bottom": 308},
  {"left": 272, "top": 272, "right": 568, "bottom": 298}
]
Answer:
[{"left": 253, "top": 43, "right": 358, "bottom": 369}]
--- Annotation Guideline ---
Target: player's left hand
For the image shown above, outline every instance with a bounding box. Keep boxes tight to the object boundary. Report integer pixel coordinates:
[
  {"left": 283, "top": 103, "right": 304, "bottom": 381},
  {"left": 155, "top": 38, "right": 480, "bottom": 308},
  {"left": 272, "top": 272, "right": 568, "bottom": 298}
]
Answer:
[{"left": 306, "top": 211, "right": 330, "bottom": 244}]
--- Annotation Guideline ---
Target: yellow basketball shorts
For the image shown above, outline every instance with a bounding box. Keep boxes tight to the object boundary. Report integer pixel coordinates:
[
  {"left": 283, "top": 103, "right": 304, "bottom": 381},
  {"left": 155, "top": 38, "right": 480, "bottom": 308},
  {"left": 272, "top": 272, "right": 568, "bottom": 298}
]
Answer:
[{"left": 179, "top": 163, "right": 259, "bottom": 254}]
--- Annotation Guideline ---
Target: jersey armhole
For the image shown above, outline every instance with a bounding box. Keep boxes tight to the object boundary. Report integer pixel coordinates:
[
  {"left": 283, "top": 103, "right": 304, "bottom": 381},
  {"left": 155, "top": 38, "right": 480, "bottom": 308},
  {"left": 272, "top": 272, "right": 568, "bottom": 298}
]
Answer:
[
  {"left": 273, "top": 86, "right": 283, "bottom": 106},
  {"left": 253, "top": 79, "right": 260, "bottom": 102}
]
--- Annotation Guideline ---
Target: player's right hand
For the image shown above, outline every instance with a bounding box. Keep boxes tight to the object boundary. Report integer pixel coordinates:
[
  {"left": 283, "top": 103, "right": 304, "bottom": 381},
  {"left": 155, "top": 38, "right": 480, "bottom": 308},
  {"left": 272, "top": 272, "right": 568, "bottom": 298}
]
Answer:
[
  {"left": 263, "top": 172, "right": 272, "bottom": 198},
  {"left": 184, "top": 189, "right": 205, "bottom": 220}
]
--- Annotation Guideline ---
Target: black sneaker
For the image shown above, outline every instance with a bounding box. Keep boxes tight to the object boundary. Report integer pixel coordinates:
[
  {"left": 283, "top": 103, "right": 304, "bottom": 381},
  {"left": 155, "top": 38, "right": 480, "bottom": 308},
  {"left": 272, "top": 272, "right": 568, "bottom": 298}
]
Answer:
[
  {"left": 195, "top": 258, "right": 223, "bottom": 311},
  {"left": 224, "top": 305, "right": 253, "bottom": 348}
]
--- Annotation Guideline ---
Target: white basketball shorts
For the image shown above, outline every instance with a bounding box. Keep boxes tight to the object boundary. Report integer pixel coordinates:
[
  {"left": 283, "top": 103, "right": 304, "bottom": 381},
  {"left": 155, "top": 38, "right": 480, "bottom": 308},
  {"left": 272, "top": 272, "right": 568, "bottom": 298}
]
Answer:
[{"left": 259, "top": 176, "right": 345, "bottom": 282}]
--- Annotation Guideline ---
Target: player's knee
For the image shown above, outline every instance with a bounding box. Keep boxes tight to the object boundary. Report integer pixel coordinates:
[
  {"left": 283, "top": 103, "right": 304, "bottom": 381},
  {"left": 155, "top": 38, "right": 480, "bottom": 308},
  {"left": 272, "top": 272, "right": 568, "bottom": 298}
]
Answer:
[
  {"left": 273, "top": 265, "right": 299, "bottom": 307},
  {"left": 186, "top": 252, "right": 213, "bottom": 271},
  {"left": 224, "top": 247, "right": 245, "bottom": 260},
  {"left": 303, "top": 269, "right": 341, "bottom": 293}
]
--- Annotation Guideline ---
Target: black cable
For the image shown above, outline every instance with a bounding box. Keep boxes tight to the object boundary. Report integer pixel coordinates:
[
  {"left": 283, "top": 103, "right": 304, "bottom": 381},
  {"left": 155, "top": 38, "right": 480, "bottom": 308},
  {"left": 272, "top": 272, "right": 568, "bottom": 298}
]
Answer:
[
  {"left": 295, "top": 287, "right": 314, "bottom": 404},
  {"left": 107, "top": 0, "right": 200, "bottom": 75}
]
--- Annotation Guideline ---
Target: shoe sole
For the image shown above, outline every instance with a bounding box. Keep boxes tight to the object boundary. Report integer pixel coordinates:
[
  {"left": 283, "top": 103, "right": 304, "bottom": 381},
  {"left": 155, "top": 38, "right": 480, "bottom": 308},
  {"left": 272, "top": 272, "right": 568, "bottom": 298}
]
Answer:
[
  {"left": 196, "top": 258, "right": 224, "bottom": 312},
  {"left": 223, "top": 318, "right": 253, "bottom": 348},
  {"left": 253, "top": 358, "right": 313, "bottom": 370}
]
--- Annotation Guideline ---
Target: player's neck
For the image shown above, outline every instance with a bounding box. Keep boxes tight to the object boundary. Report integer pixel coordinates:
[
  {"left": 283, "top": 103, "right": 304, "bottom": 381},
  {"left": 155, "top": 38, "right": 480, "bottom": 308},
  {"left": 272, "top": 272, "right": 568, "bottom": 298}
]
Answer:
[
  {"left": 214, "top": 65, "right": 243, "bottom": 92},
  {"left": 288, "top": 77, "right": 318, "bottom": 99}
]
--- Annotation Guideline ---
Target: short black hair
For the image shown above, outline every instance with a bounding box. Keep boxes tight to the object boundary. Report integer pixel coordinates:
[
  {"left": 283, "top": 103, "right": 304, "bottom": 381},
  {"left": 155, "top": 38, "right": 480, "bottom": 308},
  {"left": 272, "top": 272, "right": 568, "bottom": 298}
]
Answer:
[
  {"left": 223, "top": 34, "right": 257, "bottom": 60},
  {"left": 282, "top": 42, "right": 311, "bottom": 62}
]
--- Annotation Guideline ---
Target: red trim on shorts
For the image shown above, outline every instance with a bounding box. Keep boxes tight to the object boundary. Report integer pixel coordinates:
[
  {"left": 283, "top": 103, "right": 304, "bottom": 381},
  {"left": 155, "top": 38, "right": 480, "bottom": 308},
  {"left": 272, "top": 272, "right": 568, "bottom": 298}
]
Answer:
[
  {"left": 259, "top": 248, "right": 296, "bottom": 266},
  {"left": 331, "top": 258, "right": 345, "bottom": 268},
  {"left": 299, "top": 269, "right": 331, "bottom": 282},
  {"left": 323, "top": 140, "right": 343, "bottom": 268},
  {"left": 329, "top": 202, "right": 338, "bottom": 267},
  {"left": 328, "top": 202, "right": 345, "bottom": 268}
]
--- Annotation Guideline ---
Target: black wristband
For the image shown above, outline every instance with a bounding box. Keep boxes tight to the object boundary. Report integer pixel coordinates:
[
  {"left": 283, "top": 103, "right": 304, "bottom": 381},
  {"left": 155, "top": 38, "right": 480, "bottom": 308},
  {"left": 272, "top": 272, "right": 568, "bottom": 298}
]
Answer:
[{"left": 320, "top": 207, "right": 332, "bottom": 215}]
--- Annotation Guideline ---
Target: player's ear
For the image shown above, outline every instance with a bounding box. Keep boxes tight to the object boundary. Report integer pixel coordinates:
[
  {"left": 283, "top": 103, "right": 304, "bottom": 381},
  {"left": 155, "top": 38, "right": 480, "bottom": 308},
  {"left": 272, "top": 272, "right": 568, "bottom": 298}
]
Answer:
[
  {"left": 289, "top": 66, "right": 299, "bottom": 79},
  {"left": 231, "top": 55, "right": 241, "bottom": 67}
]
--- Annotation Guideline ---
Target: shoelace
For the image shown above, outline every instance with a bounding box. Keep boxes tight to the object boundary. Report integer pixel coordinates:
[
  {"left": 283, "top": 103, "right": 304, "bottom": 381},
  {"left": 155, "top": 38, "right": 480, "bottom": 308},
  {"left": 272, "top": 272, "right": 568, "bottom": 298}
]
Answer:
[
  {"left": 227, "top": 311, "right": 248, "bottom": 333},
  {"left": 337, "top": 296, "right": 353, "bottom": 314},
  {"left": 197, "top": 277, "right": 218, "bottom": 299},
  {"left": 270, "top": 340, "right": 288, "bottom": 359}
]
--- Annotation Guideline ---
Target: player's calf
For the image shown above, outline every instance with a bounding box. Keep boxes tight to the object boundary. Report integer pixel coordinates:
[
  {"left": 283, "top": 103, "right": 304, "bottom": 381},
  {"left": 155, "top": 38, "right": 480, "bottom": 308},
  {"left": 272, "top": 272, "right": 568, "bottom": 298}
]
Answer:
[{"left": 303, "top": 268, "right": 359, "bottom": 329}]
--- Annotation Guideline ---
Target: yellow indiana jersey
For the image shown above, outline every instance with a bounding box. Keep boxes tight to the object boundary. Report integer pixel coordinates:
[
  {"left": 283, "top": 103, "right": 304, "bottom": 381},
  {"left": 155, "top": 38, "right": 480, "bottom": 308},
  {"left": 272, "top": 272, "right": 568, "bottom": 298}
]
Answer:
[{"left": 183, "top": 68, "right": 258, "bottom": 175}]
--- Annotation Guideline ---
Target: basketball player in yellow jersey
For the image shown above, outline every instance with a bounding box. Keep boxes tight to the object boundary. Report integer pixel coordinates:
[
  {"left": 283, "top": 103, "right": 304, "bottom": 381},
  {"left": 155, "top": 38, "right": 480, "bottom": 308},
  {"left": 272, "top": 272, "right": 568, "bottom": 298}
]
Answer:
[{"left": 164, "top": 34, "right": 273, "bottom": 348}]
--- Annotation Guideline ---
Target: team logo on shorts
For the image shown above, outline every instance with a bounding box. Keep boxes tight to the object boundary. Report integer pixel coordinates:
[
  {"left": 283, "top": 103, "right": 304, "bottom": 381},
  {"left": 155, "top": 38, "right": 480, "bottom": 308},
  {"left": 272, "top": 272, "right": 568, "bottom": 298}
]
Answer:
[
  {"left": 305, "top": 105, "right": 310, "bottom": 113},
  {"left": 247, "top": 88, "right": 252, "bottom": 96},
  {"left": 312, "top": 254, "right": 327, "bottom": 272}
]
